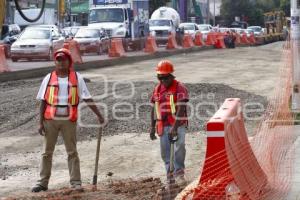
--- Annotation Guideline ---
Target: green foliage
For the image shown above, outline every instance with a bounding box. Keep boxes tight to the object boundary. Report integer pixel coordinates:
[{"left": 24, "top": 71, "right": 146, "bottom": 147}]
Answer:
[
  {"left": 149, "top": 0, "right": 168, "bottom": 15},
  {"left": 220, "top": 0, "right": 288, "bottom": 26},
  {"left": 280, "top": 0, "right": 290, "bottom": 16}
]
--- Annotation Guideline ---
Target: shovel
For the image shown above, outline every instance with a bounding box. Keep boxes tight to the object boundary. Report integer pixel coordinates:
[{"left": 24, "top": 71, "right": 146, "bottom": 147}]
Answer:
[{"left": 93, "top": 127, "right": 103, "bottom": 185}]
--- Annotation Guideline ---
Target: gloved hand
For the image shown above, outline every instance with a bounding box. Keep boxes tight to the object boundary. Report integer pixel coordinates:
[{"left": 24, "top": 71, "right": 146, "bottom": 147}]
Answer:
[
  {"left": 169, "top": 127, "right": 178, "bottom": 143},
  {"left": 150, "top": 126, "right": 157, "bottom": 140}
]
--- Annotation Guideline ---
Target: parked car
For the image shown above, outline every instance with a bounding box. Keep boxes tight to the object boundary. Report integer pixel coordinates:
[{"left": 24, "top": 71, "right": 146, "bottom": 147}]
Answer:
[
  {"left": 10, "top": 27, "right": 64, "bottom": 62},
  {"left": 73, "top": 27, "right": 109, "bottom": 55},
  {"left": 198, "top": 24, "right": 213, "bottom": 40},
  {"left": 63, "top": 26, "right": 82, "bottom": 38},
  {"left": 247, "top": 26, "right": 264, "bottom": 36},
  {"left": 179, "top": 22, "right": 200, "bottom": 39},
  {"left": 245, "top": 29, "right": 255, "bottom": 37}
]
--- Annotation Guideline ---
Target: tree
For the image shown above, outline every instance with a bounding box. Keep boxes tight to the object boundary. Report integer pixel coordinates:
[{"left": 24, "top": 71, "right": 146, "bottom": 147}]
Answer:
[
  {"left": 220, "top": 0, "right": 256, "bottom": 25},
  {"left": 280, "top": 0, "right": 290, "bottom": 16},
  {"left": 149, "top": 0, "right": 169, "bottom": 15}
]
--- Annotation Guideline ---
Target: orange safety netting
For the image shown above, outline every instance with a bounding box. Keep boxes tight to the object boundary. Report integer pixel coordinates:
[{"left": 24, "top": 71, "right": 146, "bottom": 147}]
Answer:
[{"left": 178, "top": 39, "right": 296, "bottom": 200}]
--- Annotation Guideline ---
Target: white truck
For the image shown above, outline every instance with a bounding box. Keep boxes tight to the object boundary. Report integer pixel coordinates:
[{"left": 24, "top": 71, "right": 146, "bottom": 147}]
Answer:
[
  {"left": 14, "top": 8, "right": 56, "bottom": 29},
  {"left": 149, "top": 7, "right": 180, "bottom": 45},
  {"left": 89, "top": 0, "right": 149, "bottom": 51}
]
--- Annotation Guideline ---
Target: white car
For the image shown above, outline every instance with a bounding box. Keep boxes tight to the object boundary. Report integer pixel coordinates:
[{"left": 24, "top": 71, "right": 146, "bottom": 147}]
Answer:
[
  {"left": 10, "top": 27, "right": 64, "bottom": 62},
  {"left": 179, "top": 23, "right": 201, "bottom": 39},
  {"left": 247, "top": 26, "right": 264, "bottom": 36},
  {"left": 198, "top": 24, "right": 213, "bottom": 40}
]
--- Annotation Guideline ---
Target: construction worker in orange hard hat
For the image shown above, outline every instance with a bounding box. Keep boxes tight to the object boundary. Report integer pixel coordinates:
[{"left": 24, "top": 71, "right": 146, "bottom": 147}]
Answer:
[
  {"left": 150, "top": 60, "right": 189, "bottom": 187},
  {"left": 32, "top": 48, "right": 105, "bottom": 192}
]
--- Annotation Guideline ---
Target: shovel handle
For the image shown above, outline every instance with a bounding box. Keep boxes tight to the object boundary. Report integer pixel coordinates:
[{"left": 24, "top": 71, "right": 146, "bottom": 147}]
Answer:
[{"left": 93, "top": 127, "right": 103, "bottom": 185}]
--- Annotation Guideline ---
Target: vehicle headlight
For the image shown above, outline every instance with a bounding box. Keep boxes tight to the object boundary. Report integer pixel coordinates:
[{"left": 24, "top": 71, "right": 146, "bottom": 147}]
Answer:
[{"left": 118, "top": 24, "right": 124, "bottom": 28}]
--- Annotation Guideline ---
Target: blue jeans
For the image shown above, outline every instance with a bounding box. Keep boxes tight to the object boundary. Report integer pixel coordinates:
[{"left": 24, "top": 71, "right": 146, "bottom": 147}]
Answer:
[{"left": 160, "top": 126, "right": 186, "bottom": 177}]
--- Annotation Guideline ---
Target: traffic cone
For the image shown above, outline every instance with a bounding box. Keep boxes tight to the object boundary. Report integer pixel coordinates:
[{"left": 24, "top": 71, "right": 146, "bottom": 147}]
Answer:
[
  {"left": 248, "top": 33, "right": 256, "bottom": 45},
  {"left": 0, "top": 45, "right": 10, "bottom": 73},
  {"left": 214, "top": 33, "right": 226, "bottom": 49},
  {"left": 108, "top": 38, "right": 126, "bottom": 57},
  {"left": 194, "top": 32, "right": 204, "bottom": 46},
  {"left": 166, "top": 33, "right": 178, "bottom": 49},
  {"left": 240, "top": 33, "right": 250, "bottom": 45},
  {"left": 144, "top": 35, "right": 158, "bottom": 53},
  {"left": 206, "top": 32, "right": 215, "bottom": 46},
  {"left": 182, "top": 34, "right": 194, "bottom": 48}
]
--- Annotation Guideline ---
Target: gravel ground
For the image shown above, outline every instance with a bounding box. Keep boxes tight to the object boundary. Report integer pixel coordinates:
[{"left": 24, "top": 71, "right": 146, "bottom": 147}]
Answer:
[{"left": 0, "top": 79, "right": 266, "bottom": 140}]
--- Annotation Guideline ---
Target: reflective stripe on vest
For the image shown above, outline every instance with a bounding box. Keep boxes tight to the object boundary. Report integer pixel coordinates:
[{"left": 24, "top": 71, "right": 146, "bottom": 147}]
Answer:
[
  {"left": 155, "top": 101, "right": 162, "bottom": 120},
  {"left": 48, "top": 86, "right": 55, "bottom": 105},
  {"left": 44, "top": 71, "right": 79, "bottom": 121},
  {"left": 170, "top": 94, "right": 176, "bottom": 115}
]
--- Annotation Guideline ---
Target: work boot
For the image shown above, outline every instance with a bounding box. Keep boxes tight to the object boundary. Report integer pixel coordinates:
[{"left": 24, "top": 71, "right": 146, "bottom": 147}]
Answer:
[
  {"left": 70, "top": 184, "right": 83, "bottom": 191},
  {"left": 175, "top": 175, "right": 187, "bottom": 188},
  {"left": 31, "top": 184, "right": 48, "bottom": 193}
]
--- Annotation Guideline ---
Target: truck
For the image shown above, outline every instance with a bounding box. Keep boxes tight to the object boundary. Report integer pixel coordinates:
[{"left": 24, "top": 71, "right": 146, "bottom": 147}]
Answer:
[
  {"left": 14, "top": 8, "right": 56, "bottom": 30},
  {"left": 149, "top": 7, "right": 180, "bottom": 45},
  {"left": 89, "top": 0, "right": 149, "bottom": 51}
]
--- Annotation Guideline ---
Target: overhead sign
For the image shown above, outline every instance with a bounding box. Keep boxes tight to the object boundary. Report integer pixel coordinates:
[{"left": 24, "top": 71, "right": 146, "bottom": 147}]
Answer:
[{"left": 93, "top": 0, "right": 128, "bottom": 5}]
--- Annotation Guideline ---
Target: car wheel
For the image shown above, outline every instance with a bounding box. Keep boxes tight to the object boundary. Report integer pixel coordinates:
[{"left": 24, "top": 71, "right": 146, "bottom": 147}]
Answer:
[
  {"left": 48, "top": 48, "right": 53, "bottom": 61},
  {"left": 11, "top": 57, "right": 18, "bottom": 62}
]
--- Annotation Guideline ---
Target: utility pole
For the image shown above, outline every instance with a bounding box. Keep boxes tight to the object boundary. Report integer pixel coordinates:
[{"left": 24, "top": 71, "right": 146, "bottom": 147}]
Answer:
[
  {"left": 291, "top": 0, "right": 300, "bottom": 111},
  {"left": 213, "top": 0, "right": 215, "bottom": 26},
  {"left": 207, "top": 0, "right": 210, "bottom": 24}
]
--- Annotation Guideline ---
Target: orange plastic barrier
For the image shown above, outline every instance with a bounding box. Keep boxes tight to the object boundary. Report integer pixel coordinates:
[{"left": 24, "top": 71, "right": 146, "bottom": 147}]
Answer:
[
  {"left": 180, "top": 98, "right": 268, "bottom": 200},
  {"left": 144, "top": 35, "right": 158, "bottom": 53},
  {"left": 0, "top": 45, "right": 10, "bottom": 73},
  {"left": 194, "top": 32, "right": 204, "bottom": 47},
  {"left": 166, "top": 33, "right": 179, "bottom": 49},
  {"left": 214, "top": 33, "right": 226, "bottom": 49},
  {"left": 240, "top": 33, "right": 250, "bottom": 45},
  {"left": 182, "top": 34, "right": 194, "bottom": 48},
  {"left": 63, "top": 40, "right": 83, "bottom": 64},
  {"left": 108, "top": 38, "right": 126, "bottom": 57},
  {"left": 248, "top": 33, "right": 256, "bottom": 45},
  {"left": 206, "top": 32, "right": 216, "bottom": 46},
  {"left": 235, "top": 33, "right": 241, "bottom": 45}
]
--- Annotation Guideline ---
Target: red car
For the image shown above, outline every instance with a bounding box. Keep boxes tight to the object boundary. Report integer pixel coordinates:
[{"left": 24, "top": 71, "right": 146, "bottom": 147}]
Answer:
[{"left": 73, "top": 28, "right": 109, "bottom": 55}]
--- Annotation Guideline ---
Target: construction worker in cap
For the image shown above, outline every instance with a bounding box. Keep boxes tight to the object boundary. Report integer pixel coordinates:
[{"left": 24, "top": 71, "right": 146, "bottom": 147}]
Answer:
[
  {"left": 150, "top": 60, "right": 189, "bottom": 187},
  {"left": 32, "top": 48, "right": 105, "bottom": 192}
]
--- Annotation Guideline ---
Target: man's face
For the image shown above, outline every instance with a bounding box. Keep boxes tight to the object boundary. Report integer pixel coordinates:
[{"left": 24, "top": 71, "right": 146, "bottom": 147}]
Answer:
[
  {"left": 55, "top": 56, "right": 70, "bottom": 72},
  {"left": 157, "top": 74, "right": 173, "bottom": 88}
]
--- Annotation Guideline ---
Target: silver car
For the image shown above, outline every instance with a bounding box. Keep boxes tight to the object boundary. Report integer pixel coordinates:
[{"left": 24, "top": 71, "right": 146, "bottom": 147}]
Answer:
[{"left": 11, "top": 27, "right": 64, "bottom": 62}]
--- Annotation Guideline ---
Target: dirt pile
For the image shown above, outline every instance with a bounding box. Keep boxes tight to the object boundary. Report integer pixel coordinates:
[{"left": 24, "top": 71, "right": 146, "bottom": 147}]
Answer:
[{"left": 3, "top": 177, "right": 186, "bottom": 200}]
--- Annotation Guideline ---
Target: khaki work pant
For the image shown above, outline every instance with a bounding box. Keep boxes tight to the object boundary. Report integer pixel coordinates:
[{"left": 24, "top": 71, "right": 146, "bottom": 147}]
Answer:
[{"left": 37, "top": 119, "right": 81, "bottom": 187}]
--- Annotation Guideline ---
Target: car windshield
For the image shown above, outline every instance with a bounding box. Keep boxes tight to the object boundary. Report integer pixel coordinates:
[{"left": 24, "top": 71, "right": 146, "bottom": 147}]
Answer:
[
  {"left": 180, "top": 24, "right": 195, "bottom": 30},
  {"left": 149, "top": 20, "right": 171, "bottom": 26},
  {"left": 71, "top": 27, "right": 80, "bottom": 35},
  {"left": 198, "top": 26, "right": 209, "bottom": 31},
  {"left": 89, "top": 8, "right": 124, "bottom": 23},
  {"left": 19, "top": 29, "right": 50, "bottom": 40},
  {"left": 248, "top": 27, "right": 262, "bottom": 32},
  {"left": 75, "top": 29, "right": 99, "bottom": 38}
]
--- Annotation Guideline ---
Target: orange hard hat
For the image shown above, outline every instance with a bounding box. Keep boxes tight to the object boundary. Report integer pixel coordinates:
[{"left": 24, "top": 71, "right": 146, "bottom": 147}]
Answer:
[
  {"left": 156, "top": 60, "right": 174, "bottom": 75},
  {"left": 54, "top": 48, "right": 72, "bottom": 63}
]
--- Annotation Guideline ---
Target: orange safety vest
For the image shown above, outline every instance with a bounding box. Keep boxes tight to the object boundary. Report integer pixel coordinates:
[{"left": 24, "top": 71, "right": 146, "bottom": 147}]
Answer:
[
  {"left": 44, "top": 70, "right": 79, "bottom": 122},
  {"left": 154, "top": 80, "right": 184, "bottom": 136}
]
